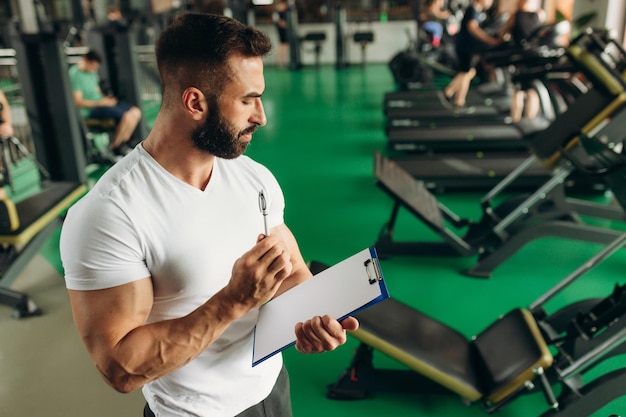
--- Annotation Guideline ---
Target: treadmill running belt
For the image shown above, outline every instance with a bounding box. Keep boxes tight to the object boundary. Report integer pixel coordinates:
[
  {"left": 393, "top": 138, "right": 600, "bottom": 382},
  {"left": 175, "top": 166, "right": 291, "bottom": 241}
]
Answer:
[
  {"left": 388, "top": 153, "right": 604, "bottom": 193},
  {"left": 388, "top": 125, "right": 522, "bottom": 141}
]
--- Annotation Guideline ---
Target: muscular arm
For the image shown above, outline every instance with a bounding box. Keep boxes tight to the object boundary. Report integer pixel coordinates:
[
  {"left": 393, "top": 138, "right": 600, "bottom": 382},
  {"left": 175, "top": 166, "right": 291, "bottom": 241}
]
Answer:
[
  {"left": 271, "top": 223, "right": 312, "bottom": 296},
  {"left": 68, "top": 234, "right": 293, "bottom": 394}
]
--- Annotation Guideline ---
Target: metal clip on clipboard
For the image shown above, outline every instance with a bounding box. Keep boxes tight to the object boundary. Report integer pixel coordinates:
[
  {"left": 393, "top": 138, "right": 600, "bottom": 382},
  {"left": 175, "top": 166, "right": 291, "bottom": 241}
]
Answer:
[{"left": 364, "top": 258, "right": 383, "bottom": 285}]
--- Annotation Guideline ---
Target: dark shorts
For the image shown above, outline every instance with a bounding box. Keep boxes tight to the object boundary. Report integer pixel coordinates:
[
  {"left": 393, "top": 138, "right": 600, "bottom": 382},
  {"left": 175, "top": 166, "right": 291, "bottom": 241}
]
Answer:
[
  {"left": 143, "top": 364, "right": 292, "bottom": 417},
  {"left": 89, "top": 101, "right": 132, "bottom": 122},
  {"left": 277, "top": 26, "right": 288, "bottom": 44},
  {"left": 455, "top": 51, "right": 479, "bottom": 73}
]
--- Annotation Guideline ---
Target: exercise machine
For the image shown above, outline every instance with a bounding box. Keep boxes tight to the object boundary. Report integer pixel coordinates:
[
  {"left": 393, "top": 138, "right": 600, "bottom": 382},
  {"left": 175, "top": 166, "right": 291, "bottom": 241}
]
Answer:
[
  {"left": 387, "top": 150, "right": 604, "bottom": 194},
  {"left": 373, "top": 29, "right": 626, "bottom": 278},
  {"left": 385, "top": 47, "right": 577, "bottom": 153},
  {"left": 0, "top": 13, "right": 89, "bottom": 317},
  {"left": 0, "top": 181, "right": 86, "bottom": 317},
  {"left": 327, "top": 231, "right": 626, "bottom": 416},
  {"left": 383, "top": 66, "right": 596, "bottom": 192}
]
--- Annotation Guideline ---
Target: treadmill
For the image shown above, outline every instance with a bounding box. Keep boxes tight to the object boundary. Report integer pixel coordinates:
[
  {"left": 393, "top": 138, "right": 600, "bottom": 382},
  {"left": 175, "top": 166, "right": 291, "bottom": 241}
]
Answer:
[
  {"left": 387, "top": 102, "right": 551, "bottom": 152},
  {"left": 385, "top": 94, "right": 504, "bottom": 120},
  {"left": 385, "top": 50, "right": 588, "bottom": 154},
  {"left": 383, "top": 59, "right": 599, "bottom": 192},
  {"left": 384, "top": 25, "right": 568, "bottom": 123},
  {"left": 389, "top": 150, "right": 606, "bottom": 194}
]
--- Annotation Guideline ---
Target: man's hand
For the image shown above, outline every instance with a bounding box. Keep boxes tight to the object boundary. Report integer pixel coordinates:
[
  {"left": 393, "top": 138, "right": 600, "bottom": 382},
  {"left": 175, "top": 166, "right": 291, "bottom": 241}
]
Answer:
[
  {"left": 100, "top": 96, "right": 118, "bottom": 107},
  {"left": 487, "top": 35, "right": 501, "bottom": 47},
  {"left": 222, "top": 234, "right": 293, "bottom": 314},
  {"left": 294, "top": 315, "right": 359, "bottom": 353}
]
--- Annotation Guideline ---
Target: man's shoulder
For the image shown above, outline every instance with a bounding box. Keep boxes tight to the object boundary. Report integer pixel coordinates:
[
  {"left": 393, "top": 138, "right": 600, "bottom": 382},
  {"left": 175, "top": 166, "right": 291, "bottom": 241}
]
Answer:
[
  {"left": 68, "top": 65, "right": 86, "bottom": 84},
  {"left": 68, "top": 64, "right": 80, "bottom": 76}
]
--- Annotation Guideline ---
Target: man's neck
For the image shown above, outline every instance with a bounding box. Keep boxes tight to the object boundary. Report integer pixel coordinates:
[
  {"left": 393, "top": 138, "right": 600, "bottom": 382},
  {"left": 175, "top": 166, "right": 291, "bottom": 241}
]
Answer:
[{"left": 142, "top": 117, "right": 217, "bottom": 191}]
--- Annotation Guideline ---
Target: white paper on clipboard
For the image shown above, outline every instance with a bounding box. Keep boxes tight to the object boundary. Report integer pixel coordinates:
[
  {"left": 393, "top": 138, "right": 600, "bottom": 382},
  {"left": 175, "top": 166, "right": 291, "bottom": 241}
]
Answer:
[{"left": 252, "top": 247, "right": 389, "bottom": 366}]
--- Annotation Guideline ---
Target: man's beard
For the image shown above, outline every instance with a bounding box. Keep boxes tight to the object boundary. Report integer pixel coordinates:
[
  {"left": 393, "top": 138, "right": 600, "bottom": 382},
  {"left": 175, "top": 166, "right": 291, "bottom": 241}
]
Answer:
[{"left": 191, "top": 106, "right": 257, "bottom": 159}]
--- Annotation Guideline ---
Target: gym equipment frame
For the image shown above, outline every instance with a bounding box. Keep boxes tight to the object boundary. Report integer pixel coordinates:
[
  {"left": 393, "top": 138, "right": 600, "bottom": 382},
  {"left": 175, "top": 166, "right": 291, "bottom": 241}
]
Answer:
[
  {"left": 373, "top": 29, "right": 626, "bottom": 278},
  {"left": 328, "top": 231, "right": 626, "bottom": 417},
  {"left": 0, "top": 181, "right": 86, "bottom": 317}
]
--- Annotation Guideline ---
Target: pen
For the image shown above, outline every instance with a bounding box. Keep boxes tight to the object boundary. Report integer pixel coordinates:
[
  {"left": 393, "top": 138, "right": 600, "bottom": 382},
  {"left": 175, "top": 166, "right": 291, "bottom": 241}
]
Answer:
[{"left": 258, "top": 190, "right": 269, "bottom": 236}]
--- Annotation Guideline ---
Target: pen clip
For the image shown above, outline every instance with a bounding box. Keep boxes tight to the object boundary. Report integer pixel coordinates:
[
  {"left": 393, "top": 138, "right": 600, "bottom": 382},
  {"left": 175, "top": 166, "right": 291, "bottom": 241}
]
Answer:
[
  {"left": 364, "top": 258, "right": 382, "bottom": 285},
  {"left": 258, "top": 190, "right": 268, "bottom": 216}
]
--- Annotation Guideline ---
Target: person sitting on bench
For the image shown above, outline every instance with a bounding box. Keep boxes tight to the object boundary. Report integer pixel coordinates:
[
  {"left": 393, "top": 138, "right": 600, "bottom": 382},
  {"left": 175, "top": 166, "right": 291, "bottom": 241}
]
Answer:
[{"left": 68, "top": 49, "right": 141, "bottom": 156}]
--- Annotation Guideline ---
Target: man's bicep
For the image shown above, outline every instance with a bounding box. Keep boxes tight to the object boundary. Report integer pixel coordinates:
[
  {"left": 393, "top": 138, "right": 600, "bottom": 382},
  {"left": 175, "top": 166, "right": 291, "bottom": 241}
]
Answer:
[
  {"left": 68, "top": 277, "right": 153, "bottom": 356},
  {"left": 273, "top": 224, "right": 311, "bottom": 295},
  {"left": 72, "top": 90, "right": 84, "bottom": 106}
]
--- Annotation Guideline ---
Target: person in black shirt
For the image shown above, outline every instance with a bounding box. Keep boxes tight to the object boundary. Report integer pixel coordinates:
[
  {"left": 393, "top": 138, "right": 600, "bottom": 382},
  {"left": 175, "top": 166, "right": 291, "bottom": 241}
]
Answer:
[
  {"left": 498, "top": 0, "right": 546, "bottom": 121},
  {"left": 443, "top": 0, "right": 500, "bottom": 108}
]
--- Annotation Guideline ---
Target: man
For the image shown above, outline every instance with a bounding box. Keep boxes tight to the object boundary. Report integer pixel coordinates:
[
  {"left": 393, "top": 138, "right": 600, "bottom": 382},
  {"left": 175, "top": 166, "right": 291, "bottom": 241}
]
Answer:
[
  {"left": 68, "top": 49, "right": 141, "bottom": 155},
  {"left": 60, "top": 13, "right": 358, "bottom": 417}
]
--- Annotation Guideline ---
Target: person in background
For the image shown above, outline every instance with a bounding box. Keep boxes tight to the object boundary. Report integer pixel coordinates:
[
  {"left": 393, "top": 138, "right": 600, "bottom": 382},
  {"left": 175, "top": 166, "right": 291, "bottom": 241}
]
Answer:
[
  {"left": 106, "top": 4, "right": 127, "bottom": 29},
  {"left": 0, "top": 90, "right": 14, "bottom": 138},
  {"left": 60, "top": 13, "right": 358, "bottom": 417},
  {"left": 498, "top": 0, "right": 546, "bottom": 121},
  {"left": 443, "top": 0, "right": 500, "bottom": 108},
  {"left": 419, "top": 0, "right": 451, "bottom": 48},
  {"left": 274, "top": 0, "right": 290, "bottom": 68},
  {"left": 0, "top": 90, "right": 11, "bottom": 198},
  {"left": 68, "top": 49, "right": 141, "bottom": 155}
]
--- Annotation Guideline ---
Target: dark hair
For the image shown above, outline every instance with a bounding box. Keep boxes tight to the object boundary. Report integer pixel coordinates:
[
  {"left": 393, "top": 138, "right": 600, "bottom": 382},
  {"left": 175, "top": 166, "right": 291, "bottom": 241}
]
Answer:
[
  {"left": 155, "top": 13, "right": 272, "bottom": 99},
  {"left": 84, "top": 49, "right": 102, "bottom": 63}
]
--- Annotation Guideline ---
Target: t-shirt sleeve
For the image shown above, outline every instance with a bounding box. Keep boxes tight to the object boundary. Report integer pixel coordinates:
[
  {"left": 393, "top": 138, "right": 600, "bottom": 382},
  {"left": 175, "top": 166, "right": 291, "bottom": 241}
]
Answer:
[{"left": 60, "top": 194, "right": 151, "bottom": 291}]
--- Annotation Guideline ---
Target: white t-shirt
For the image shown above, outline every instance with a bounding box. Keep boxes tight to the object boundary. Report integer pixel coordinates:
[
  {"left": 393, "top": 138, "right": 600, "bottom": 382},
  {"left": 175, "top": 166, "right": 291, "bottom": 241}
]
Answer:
[{"left": 60, "top": 144, "right": 285, "bottom": 416}]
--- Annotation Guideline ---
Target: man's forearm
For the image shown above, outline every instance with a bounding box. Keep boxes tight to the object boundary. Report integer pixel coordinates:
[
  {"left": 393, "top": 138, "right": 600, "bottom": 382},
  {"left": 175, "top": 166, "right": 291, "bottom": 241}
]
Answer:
[
  {"left": 77, "top": 98, "right": 108, "bottom": 108},
  {"left": 90, "top": 288, "right": 249, "bottom": 394}
]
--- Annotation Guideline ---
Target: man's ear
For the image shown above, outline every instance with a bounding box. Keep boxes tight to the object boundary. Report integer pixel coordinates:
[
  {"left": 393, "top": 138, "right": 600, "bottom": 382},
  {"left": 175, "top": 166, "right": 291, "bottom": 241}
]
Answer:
[{"left": 181, "top": 87, "right": 208, "bottom": 121}]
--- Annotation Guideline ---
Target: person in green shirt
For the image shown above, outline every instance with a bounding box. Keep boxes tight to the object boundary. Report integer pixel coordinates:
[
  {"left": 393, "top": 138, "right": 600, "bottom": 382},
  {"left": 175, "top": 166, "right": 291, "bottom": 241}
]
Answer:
[{"left": 69, "top": 49, "right": 141, "bottom": 155}]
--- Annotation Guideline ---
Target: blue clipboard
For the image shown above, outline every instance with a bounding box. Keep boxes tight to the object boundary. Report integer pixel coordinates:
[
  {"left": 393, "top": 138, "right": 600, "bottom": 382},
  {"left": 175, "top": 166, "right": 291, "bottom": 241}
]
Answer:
[{"left": 252, "top": 247, "right": 389, "bottom": 366}]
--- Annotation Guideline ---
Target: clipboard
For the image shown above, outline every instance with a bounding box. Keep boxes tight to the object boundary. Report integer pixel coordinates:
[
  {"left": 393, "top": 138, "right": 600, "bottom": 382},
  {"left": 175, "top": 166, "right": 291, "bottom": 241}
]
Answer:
[{"left": 252, "top": 247, "right": 389, "bottom": 366}]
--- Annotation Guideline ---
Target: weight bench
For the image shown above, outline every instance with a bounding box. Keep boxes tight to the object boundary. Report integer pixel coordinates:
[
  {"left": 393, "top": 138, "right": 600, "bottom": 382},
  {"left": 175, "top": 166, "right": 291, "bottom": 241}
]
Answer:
[
  {"left": 328, "top": 231, "right": 626, "bottom": 416},
  {"left": 0, "top": 181, "right": 86, "bottom": 317},
  {"left": 331, "top": 302, "right": 552, "bottom": 407}
]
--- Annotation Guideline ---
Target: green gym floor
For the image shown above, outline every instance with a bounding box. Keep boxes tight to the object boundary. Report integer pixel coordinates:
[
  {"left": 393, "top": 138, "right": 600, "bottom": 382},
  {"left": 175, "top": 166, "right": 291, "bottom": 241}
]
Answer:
[{"left": 1, "top": 63, "right": 625, "bottom": 417}]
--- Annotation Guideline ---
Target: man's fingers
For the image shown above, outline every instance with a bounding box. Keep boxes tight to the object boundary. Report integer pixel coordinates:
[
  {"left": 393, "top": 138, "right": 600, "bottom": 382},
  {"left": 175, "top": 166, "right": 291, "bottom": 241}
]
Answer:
[
  {"left": 295, "top": 316, "right": 348, "bottom": 353},
  {"left": 341, "top": 316, "right": 359, "bottom": 332}
]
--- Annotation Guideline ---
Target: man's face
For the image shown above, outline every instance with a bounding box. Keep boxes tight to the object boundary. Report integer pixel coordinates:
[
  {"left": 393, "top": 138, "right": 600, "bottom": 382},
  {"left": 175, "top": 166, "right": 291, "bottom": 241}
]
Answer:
[
  {"left": 84, "top": 59, "right": 100, "bottom": 73},
  {"left": 191, "top": 55, "right": 267, "bottom": 159}
]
